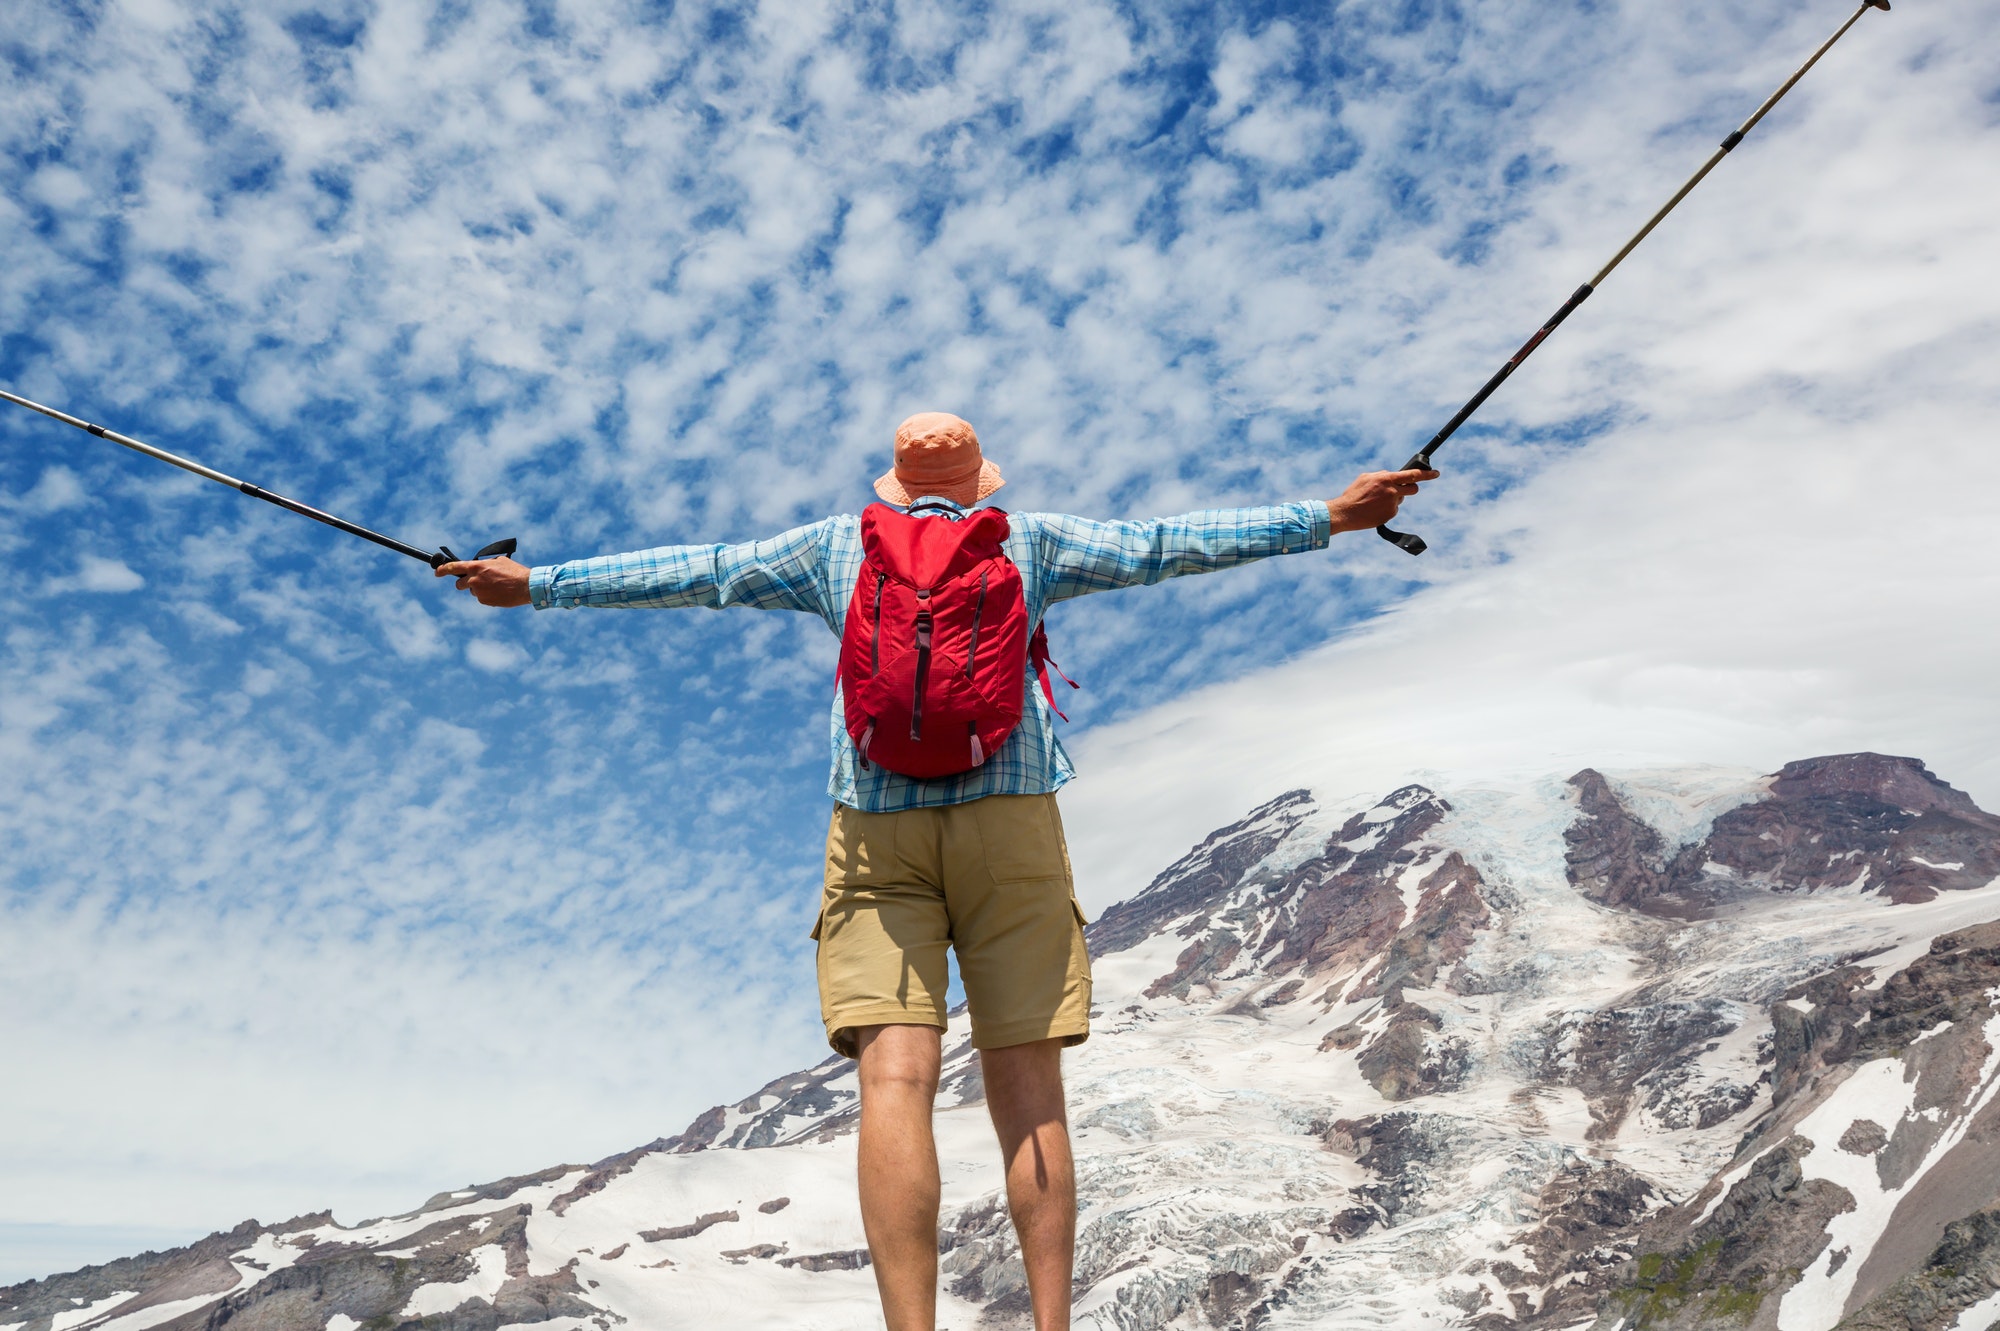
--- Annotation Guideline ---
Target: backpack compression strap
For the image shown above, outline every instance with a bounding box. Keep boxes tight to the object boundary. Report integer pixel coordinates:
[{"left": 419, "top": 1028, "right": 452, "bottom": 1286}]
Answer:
[{"left": 1029, "top": 624, "right": 1078, "bottom": 722}]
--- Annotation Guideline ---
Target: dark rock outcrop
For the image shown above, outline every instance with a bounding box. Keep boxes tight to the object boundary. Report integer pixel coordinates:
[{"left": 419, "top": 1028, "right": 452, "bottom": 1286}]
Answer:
[
  {"left": 638, "top": 1210, "right": 738, "bottom": 1242},
  {"left": 1564, "top": 755, "right": 2000, "bottom": 918},
  {"left": 1606, "top": 1136, "right": 1855, "bottom": 1329},
  {"left": 1473, "top": 1160, "right": 1663, "bottom": 1330},
  {"left": 777, "top": 1248, "right": 871, "bottom": 1272},
  {"left": 1530, "top": 996, "right": 1746, "bottom": 1139},
  {"left": 1686, "top": 755, "right": 2000, "bottom": 905},
  {"left": 1343, "top": 1112, "right": 1478, "bottom": 1225},
  {"left": 201, "top": 1207, "right": 589, "bottom": 1331},
  {"left": 1087, "top": 790, "right": 1320, "bottom": 959},
  {"left": 1840, "top": 1209, "right": 2000, "bottom": 1330},
  {"left": 655, "top": 1054, "right": 860, "bottom": 1157},
  {"left": 1565, "top": 769, "right": 1679, "bottom": 913}
]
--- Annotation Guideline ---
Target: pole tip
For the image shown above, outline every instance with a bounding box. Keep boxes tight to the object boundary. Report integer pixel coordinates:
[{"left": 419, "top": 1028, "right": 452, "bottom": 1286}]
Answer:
[{"left": 1866, "top": 0, "right": 1889, "bottom": 10}]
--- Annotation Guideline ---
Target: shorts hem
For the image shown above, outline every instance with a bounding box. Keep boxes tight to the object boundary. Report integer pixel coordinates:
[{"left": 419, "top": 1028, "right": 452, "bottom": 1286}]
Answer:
[
  {"left": 969, "top": 1013, "right": 1091, "bottom": 1051},
  {"left": 823, "top": 1006, "right": 948, "bottom": 1058}
]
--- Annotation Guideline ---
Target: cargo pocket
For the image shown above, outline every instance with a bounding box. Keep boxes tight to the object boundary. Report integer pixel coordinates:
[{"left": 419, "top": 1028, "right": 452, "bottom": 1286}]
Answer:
[{"left": 810, "top": 879, "right": 840, "bottom": 941}]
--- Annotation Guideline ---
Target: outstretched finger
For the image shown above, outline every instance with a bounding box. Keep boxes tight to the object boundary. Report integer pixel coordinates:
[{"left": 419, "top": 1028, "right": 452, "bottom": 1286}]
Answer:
[
  {"left": 434, "top": 561, "right": 477, "bottom": 579},
  {"left": 1391, "top": 468, "right": 1440, "bottom": 483}
]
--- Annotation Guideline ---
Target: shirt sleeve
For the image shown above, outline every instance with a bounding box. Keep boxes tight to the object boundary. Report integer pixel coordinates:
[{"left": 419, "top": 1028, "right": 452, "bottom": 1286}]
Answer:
[
  {"left": 1033, "top": 501, "right": 1334, "bottom": 604},
  {"left": 528, "top": 518, "right": 837, "bottom": 617}
]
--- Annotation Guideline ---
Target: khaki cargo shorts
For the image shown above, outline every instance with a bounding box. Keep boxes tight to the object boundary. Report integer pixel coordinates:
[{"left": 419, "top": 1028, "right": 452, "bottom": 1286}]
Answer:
[{"left": 812, "top": 792, "right": 1093, "bottom": 1058}]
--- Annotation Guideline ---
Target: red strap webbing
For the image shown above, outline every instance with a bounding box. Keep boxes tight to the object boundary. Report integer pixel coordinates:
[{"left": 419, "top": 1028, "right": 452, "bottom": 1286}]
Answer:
[{"left": 1028, "top": 624, "right": 1078, "bottom": 722}]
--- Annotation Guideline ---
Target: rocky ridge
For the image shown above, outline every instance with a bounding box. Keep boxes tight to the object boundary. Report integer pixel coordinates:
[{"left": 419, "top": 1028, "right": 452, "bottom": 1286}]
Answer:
[{"left": 6, "top": 752, "right": 2000, "bottom": 1331}]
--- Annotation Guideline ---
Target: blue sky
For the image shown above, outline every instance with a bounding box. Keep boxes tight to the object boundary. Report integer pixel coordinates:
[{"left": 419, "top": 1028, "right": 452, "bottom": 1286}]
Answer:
[{"left": 5, "top": 0, "right": 1998, "bottom": 1283}]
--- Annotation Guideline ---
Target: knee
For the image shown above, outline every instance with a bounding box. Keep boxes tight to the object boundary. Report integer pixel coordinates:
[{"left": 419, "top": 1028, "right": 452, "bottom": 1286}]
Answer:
[
  {"left": 855, "top": 1025, "right": 942, "bottom": 1099},
  {"left": 863, "top": 1060, "right": 940, "bottom": 1100}
]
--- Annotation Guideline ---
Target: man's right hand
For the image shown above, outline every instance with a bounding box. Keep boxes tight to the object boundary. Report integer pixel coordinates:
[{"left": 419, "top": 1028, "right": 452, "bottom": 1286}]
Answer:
[
  {"left": 436, "top": 555, "right": 532, "bottom": 607},
  {"left": 1326, "top": 468, "right": 1440, "bottom": 535}
]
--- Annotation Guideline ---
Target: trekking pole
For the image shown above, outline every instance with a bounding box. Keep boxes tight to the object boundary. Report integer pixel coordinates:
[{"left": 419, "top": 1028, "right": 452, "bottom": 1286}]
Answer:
[
  {"left": 1378, "top": 0, "right": 1892, "bottom": 556},
  {"left": 0, "top": 388, "right": 516, "bottom": 569}
]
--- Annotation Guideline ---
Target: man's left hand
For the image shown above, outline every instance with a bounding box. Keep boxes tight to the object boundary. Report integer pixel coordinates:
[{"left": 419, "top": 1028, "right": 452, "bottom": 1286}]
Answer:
[
  {"left": 436, "top": 555, "right": 532, "bottom": 607},
  {"left": 1326, "top": 468, "right": 1440, "bottom": 535}
]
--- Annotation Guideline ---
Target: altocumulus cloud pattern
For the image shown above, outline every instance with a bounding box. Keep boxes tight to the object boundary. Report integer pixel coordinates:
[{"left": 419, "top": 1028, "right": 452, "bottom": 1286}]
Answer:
[{"left": 5, "top": 0, "right": 1997, "bottom": 1274}]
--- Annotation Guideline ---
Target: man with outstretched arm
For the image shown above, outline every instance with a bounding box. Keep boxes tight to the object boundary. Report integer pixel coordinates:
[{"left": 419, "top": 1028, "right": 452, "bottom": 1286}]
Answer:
[{"left": 442, "top": 413, "right": 1434, "bottom": 1331}]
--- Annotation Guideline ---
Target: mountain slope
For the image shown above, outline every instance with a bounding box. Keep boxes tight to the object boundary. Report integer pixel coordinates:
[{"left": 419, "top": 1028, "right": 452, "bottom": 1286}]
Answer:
[{"left": 7, "top": 753, "right": 2000, "bottom": 1331}]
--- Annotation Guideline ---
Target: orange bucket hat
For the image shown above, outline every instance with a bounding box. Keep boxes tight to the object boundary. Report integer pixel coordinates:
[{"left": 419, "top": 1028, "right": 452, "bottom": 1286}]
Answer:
[{"left": 874, "top": 412, "right": 1005, "bottom": 508}]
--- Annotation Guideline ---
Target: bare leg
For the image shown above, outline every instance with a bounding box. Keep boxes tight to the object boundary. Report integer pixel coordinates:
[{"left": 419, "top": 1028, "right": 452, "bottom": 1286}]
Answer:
[
  {"left": 980, "top": 1038, "right": 1075, "bottom": 1331},
  {"left": 855, "top": 1024, "right": 944, "bottom": 1331}
]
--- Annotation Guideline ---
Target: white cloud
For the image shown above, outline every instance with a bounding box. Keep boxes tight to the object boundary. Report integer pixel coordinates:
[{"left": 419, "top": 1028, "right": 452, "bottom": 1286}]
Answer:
[
  {"left": 365, "top": 589, "right": 449, "bottom": 662},
  {"left": 464, "top": 637, "right": 528, "bottom": 672},
  {"left": 16, "top": 466, "right": 89, "bottom": 513},
  {"left": 56, "top": 556, "right": 146, "bottom": 593}
]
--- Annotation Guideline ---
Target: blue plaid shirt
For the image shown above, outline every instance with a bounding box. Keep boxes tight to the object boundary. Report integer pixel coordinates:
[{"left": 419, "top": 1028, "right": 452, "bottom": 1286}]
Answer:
[{"left": 530, "top": 498, "right": 1334, "bottom": 811}]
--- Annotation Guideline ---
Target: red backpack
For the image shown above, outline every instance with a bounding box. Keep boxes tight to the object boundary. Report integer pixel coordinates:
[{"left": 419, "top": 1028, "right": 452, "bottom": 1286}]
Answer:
[{"left": 837, "top": 503, "right": 1071, "bottom": 779}]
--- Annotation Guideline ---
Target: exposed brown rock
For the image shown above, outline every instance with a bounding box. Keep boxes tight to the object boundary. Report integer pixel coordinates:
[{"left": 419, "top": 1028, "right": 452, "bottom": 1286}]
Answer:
[
  {"left": 1472, "top": 1160, "right": 1663, "bottom": 1331},
  {"left": 1841, "top": 1209, "right": 2000, "bottom": 1330},
  {"left": 639, "top": 1210, "right": 738, "bottom": 1242},
  {"left": 1086, "top": 790, "right": 1320, "bottom": 957},
  {"left": 1691, "top": 755, "right": 2000, "bottom": 905},
  {"left": 1564, "top": 769, "right": 1678, "bottom": 912},
  {"left": 1840, "top": 1120, "right": 1890, "bottom": 1156},
  {"left": 777, "top": 1248, "right": 871, "bottom": 1272},
  {"left": 719, "top": 1243, "right": 786, "bottom": 1262},
  {"left": 1531, "top": 997, "right": 1745, "bottom": 1140},
  {"left": 1606, "top": 1136, "right": 1854, "bottom": 1329}
]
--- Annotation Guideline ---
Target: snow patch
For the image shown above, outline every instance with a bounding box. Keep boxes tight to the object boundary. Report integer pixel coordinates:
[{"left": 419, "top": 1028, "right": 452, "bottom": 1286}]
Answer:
[
  {"left": 1779, "top": 1009, "right": 2000, "bottom": 1331},
  {"left": 96, "top": 1294, "right": 235, "bottom": 1331},
  {"left": 49, "top": 1295, "right": 138, "bottom": 1331},
  {"left": 401, "top": 1244, "right": 510, "bottom": 1317},
  {"left": 1393, "top": 859, "right": 1431, "bottom": 927},
  {"left": 1951, "top": 1287, "right": 2000, "bottom": 1331},
  {"left": 1857, "top": 880, "right": 2000, "bottom": 989}
]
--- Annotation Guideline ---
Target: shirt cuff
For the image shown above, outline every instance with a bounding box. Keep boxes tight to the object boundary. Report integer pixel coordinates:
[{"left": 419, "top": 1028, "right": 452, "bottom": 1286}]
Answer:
[
  {"left": 529, "top": 564, "right": 557, "bottom": 609},
  {"left": 1304, "top": 499, "right": 1333, "bottom": 551}
]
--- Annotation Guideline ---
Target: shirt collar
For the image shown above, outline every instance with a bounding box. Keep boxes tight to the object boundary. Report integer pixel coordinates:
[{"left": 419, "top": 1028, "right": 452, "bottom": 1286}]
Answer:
[{"left": 905, "top": 495, "right": 968, "bottom": 519}]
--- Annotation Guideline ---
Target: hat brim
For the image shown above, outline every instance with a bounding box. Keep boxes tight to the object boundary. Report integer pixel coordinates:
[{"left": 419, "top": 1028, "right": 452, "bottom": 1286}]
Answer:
[{"left": 874, "top": 457, "right": 1005, "bottom": 508}]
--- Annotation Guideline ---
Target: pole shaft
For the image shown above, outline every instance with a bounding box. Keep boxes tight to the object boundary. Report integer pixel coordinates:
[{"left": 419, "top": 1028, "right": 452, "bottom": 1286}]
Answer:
[
  {"left": 0, "top": 388, "right": 438, "bottom": 564},
  {"left": 1589, "top": 2, "right": 1877, "bottom": 289},
  {"left": 1405, "top": 281, "right": 1595, "bottom": 467},
  {"left": 2, "top": 388, "right": 243, "bottom": 487},
  {"left": 236, "top": 483, "right": 436, "bottom": 562},
  {"left": 1407, "top": 0, "right": 1883, "bottom": 471}
]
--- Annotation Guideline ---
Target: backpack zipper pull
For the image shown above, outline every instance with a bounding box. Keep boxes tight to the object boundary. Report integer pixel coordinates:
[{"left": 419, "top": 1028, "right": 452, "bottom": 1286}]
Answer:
[
  {"left": 910, "top": 593, "right": 933, "bottom": 740},
  {"left": 965, "top": 567, "right": 988, "bottom": 679}
]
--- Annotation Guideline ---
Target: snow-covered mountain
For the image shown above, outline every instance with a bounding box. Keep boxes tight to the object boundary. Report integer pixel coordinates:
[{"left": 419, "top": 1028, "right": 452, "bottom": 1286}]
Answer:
[{"left": 9, "top": 752, "right": 2000, "bottom": 1331}]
